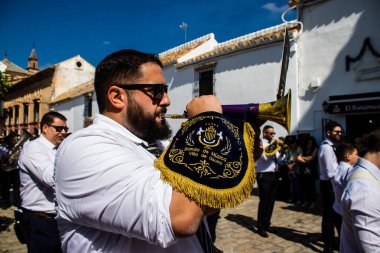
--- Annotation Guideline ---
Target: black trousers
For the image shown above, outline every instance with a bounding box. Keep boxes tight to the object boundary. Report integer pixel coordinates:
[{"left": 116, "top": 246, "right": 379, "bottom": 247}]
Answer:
[
  {"left": 256, "top": 172, "right": 278, "bottom": 231},
  {"left": 23, "top": 211, "right": 62, "bottom": 253},
  {"left": 300, "top": 173, "right": 316, "bottom": 203},
  {"left": 320, "top": 180, "right": 342, "bottom": 252},
  {"left": 206, "top": 210, "right": 221, "bottom": 242}
]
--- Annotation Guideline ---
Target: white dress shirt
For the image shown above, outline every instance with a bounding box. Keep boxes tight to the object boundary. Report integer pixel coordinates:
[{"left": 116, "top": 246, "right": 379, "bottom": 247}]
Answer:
[
  {"left": 18, "top": 135, "right": 56, "bottom": 213},
  {"left": 340, "top": 157, "right": 380, "bottom": 253},
  {"left": 255, "top": 138, "right": 281, "bottom": 173},
  {"left": 54, "top": 114, "right": 203, "bottom": 253},
  {"left": 332, "top": 161, "right": 352, "bottom": 215},
  {"left": 318, "top": 138, "right": 338, "bottom": 180}
]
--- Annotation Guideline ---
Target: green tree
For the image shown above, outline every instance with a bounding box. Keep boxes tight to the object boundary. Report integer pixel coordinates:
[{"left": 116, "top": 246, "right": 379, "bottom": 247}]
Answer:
[{"left": 0, "top": 71, "right": 11, "bottom": 100}]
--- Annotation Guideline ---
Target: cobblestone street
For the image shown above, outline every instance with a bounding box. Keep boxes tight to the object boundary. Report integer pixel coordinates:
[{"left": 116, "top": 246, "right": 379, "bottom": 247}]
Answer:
[{"left": 1, "top": 192, "right": 337, "bottom": 253}]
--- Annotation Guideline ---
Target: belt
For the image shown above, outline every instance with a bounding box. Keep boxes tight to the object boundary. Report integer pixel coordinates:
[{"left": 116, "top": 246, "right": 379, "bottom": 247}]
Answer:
[{"left": 22, "top": 208, "right": 56, "bottom": 219}]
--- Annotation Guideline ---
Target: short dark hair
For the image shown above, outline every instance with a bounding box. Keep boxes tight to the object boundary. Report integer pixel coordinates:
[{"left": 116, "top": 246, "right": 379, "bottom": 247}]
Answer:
[
  {"left": 94, "top": 49, "right": 163, "bottom": 112},
  {"left": 263, "top": 125, "right": 274, "bottom": 132},
  {"left": 324, "top": 121, "right": 341, "bottom": 134},
  {"left": 364, "top": 127, "right": 380, "bottom": 153},
  {"left": 305, "top": 136, "right": 317, "bottom": 149},
  {"left": 40, "top": 111, "right": 67, "bottom": 129},
  {"left": 335, "top": 143, "right": 356, "bottom": 162}
]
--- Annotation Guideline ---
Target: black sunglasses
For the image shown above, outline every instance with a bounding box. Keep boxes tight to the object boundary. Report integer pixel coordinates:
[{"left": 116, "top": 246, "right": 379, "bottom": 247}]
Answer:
[
  {"left": 48, "top": 124, "right": 69, "bottom": 133},
  {"left": 115, "top": 84, "right": 168, "bottom": 101}
]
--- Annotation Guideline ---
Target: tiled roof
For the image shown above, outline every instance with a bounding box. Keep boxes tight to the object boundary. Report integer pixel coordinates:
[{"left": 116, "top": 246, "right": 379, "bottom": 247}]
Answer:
[
  {"left": 159, "top": 34, "right": 214, "bottom": 66},
  {"left": 1, "top": 59, "right": 28, "bottom": 74},
  {"left": 7, "top": 67, "right": 55, "bottom": 93},
  {"left": 176, "top": 22, "right": 299, "bottom": 69},
  {"left": 51, "top": 80, "right": 94, "bottom": 104}
]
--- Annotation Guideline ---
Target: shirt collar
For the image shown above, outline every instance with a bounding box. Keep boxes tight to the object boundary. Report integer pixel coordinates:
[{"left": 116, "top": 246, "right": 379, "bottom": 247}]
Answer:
[
  {"left": 324, "top": 138, "right": 334, "bottom": 146},
  {"left": 94, "top": 114, "right": 149, "bottom": 147},
  {"left": 356, "top": 157, "right": 380, "bottom": 181},
  {"left": 39, "top": 134, "right": 57, "bottom": 150}
]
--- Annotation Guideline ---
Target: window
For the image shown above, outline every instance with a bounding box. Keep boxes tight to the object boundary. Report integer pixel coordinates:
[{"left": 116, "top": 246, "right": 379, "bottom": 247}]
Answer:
[
  {"left": 194, "top": 62, "right": 216, "bottom": 97},
  {"left": 14, "top": 105, "right": 19, "bottom": 125},
  {"left": 23, "top": 103, "right": 29, "bottom": 124},
  {"left": 75, "top": 60, "right": 83, "bottom": 70},
  {"left": 83, "top": 93, "right": 94, "bottom": 127},
  {"left": 2, "top": 109, "right": 7, "bottom": 118},
  {"left": 198, "top": 70, "right": 214, "bottom": 96},
  {"left": 84, "top": 93, "right": 93, "bottom": 118},
  {"left": 8, "top": 108, "right": 13, "bottom": 126},
  {"left": 33, "top": 99, "right": 40, "bottom": 122}
]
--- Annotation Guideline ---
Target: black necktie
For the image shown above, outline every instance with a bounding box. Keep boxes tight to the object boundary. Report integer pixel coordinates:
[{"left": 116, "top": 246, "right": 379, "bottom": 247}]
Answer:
[
  {"left": 146, "top": 142, "right": 163, "bottom": 158},
  {"left": 196, "top": 220, "right": 222, "bottom": 253}
]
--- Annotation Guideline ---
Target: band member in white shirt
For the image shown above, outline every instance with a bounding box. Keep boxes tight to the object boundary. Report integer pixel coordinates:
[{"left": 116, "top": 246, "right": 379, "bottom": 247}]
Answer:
[
  {"left": 54, "top": 50, "right": 224, "bottom": 253},
  {"left": 19, "top": 111, "right": 68, "bottom": 253}
]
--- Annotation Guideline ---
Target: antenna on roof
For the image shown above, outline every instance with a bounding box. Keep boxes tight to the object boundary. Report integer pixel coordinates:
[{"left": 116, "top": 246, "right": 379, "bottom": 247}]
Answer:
[{"left": 179, "top": 22, "right": 188, "bottom": 42}]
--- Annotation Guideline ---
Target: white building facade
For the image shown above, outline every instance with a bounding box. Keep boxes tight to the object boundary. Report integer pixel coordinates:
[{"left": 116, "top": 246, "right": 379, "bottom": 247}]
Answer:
[
  {"left": 295, "top": 0, "right": 380, "bottom": 143},
  {"left": 160, "top": 0, "right": 379, "bottom": 143}
]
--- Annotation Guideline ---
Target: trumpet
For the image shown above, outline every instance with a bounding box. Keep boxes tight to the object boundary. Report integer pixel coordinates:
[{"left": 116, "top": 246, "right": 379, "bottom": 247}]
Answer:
[
  {"left": 263, "top": 138, "right": 287, "bottom": 156},
  {"left": 164, "top": 90, "right": 291, "bottom": 133}
]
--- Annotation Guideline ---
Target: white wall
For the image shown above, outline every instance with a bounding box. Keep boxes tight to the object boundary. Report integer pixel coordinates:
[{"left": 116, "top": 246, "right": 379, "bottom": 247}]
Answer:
[
  {"left": 52, "top": 56, "right": 95, "bottom": 100},
  {"left": 297, "top": 0, "right": 380, "bottom": 142},
  {"left": 165, "top": 42, "right": 298, "bottom": 139},
  {"left": 51, "top": 94, "right": 98, "bottom": 133}
]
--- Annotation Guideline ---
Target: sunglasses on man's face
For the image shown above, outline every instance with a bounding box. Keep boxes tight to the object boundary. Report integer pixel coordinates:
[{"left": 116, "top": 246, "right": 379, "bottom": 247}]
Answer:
[
  {"left": 115, "top": 84, "right": 168, "bottom": 101},
  {"left": 48, "top": 124, "right": 69, "bottom": 133}
]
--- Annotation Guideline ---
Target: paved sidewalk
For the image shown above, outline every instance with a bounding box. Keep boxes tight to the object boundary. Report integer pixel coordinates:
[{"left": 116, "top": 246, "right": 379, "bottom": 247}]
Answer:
[{"left": 1, "top": 193, "right": 337, "bottom": 253}]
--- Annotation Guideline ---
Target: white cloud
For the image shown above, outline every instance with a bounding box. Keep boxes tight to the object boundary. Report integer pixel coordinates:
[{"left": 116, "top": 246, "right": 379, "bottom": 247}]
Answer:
[
  {"left": 262, "top": 2, "right": 288, "bottom": 14},
  {"left": 103, "top": 41, "right": 111, "bottom": 45}
]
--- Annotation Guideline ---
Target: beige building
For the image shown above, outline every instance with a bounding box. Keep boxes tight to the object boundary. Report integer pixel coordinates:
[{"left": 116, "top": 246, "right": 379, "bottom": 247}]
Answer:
[{"left": 3, "top": 53, "right": 95, "bottom": 136}]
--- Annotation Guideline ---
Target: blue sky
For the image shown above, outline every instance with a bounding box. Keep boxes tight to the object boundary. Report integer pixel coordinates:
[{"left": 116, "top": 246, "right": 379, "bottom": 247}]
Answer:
[{"left": 0, "top": 0, "right": 295, "bottom": 69}]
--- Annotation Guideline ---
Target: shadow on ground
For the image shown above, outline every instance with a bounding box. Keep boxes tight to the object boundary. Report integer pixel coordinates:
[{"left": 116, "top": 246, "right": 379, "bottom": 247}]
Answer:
[{"left": 225, "top": 213, "right": 324, "bottom": 253}]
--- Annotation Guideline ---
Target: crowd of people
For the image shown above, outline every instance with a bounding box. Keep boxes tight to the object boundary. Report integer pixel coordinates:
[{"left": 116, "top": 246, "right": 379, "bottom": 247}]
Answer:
[
  {"left": 0, "top": 49, "right": 379, "bottom": 253},
  {"left": 265, "top": 132, "right": 319, "bottom": 210},
  {"left": 255, "top": 122, "right": 380, "bottom": 253}
]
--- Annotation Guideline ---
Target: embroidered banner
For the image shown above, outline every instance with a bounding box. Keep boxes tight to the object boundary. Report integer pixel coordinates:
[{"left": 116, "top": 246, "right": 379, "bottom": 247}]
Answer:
[{"left": 154, "top": 111, "right": 256, "bottom": 208}]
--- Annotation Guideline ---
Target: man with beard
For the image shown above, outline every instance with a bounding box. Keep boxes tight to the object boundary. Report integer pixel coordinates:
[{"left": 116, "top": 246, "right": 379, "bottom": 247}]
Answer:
[
  {"left": 54, "top": 49, "right": 223, "bottom": 253},
  {"left": 318, "top": 121, "right": 343, "bottom": 253},
  {"left": 18, "top": 111, "right": 68, "bottom": 253}
]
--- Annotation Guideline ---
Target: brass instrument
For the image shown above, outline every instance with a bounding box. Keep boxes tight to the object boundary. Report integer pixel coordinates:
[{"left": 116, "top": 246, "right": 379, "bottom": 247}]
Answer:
[
  {"left": 165, "top": 89, "right": 291, "bottom": 133},
  {"left": 263, "top": 139, "right": 287, "bottom": 156},
  {"left": 2, "top": 130, "right": 33, "bottom": 172}
]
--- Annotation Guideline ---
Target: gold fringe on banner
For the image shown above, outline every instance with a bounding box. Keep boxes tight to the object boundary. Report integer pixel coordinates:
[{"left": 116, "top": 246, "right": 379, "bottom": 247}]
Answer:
[{"left": 154, "top": 122, "right": 256, "bottom": 209}]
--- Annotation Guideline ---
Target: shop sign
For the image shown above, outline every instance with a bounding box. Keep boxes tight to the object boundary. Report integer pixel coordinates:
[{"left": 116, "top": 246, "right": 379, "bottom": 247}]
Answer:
[
  {"left": 326, "top": 99, "right": 380, "bottom": 114},
  {"left": 355, "top": 60, "right": 380, "bottom": 81}
]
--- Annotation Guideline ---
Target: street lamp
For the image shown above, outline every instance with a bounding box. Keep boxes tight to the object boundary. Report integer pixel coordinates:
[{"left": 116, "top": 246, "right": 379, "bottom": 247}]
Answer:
[{"left": 179, "top": 22, "right": 188, "bottom": 42}]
